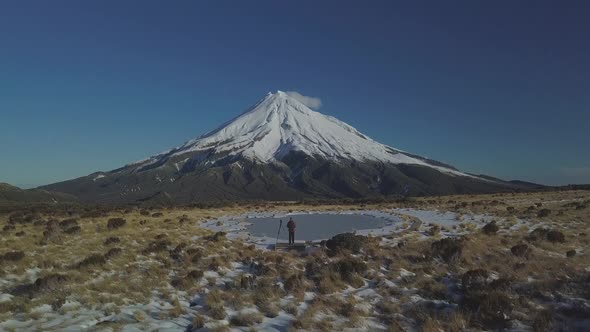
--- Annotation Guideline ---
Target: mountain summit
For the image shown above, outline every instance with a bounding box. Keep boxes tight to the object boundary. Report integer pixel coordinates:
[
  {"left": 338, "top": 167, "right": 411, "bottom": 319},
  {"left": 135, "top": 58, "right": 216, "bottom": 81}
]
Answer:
[
  {"left": 134, "top": 91, "right": 467, "bottom": 176},
  {"left": 43, "top": 91, "right": 534, "bottom": 203}
]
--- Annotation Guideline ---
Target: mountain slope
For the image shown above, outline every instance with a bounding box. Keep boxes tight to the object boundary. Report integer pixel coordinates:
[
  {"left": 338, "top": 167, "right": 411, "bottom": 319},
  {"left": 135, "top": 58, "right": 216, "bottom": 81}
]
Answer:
[
  {"left": 0, "top": 183, "right": 78, "bottom": 205},
  {"left": 42, "top": 91, "right": 535, "bottom": 203}
]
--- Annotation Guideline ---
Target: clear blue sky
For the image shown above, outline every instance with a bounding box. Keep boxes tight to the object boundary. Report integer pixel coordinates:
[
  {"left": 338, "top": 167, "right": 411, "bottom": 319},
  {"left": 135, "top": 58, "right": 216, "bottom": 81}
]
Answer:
[{"left": 1, "top": 1, "right": 589, "bottom": 188}]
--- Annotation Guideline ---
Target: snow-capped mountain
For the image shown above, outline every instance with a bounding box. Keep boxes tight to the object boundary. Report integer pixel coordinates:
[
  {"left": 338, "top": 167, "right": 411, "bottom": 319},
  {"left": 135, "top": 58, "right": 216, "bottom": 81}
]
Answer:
[
  {"left": 133, "top": 91, "right": 467, "bottom": 176},
  {"left": 42, "top": 91, "right": 533, "bottom": 203}
]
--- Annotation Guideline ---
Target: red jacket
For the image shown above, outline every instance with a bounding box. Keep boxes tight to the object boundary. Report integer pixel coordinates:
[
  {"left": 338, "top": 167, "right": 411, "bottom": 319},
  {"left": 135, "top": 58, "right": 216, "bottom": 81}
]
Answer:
[{"left": 287, "top": 220, "right": 296, "bottom": 232}]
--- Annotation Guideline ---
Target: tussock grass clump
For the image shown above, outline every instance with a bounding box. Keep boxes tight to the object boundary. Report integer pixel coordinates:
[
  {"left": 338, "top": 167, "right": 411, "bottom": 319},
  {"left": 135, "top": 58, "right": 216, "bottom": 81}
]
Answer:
[
  {"left": 133, "top": 310, "right": 147, "bottom": 322},
  {"left": 461, "top": 290, "right": 514, "bottom": 329},
  {"left": 318, "top": 271, "right": 347, "bottom": 294},
  {"left": 282, "top": 302, "right": 299, "bottom": 316},
  {"left": 259, "top": 302, "right": 280, "bottom": 318},
  {"left": 169, "top": 298, "right": 185, "bottom": 317},
  {"left": 230, "top": 311, "right": 263, "bottom": 326},
  {"left": 192, "top": 313, "right": 205, "bottom": 329},
  {"left": 284, "top": 273, "right": 308, "bottom": 294},
  {"left": 209, "top": 305, "right": 226, "bottom": 320},
  {"left": 431, "top": 237, "right": 464, "bottom": 263},
  {"left": 208, "top": 255, "right": 231, "bottom": 271},
  {"left": 206, "top": 288, "right": 224, "bottom": 309},
  {"left": 171, "top": 269, "right": 203, "bottom": 289},
  {"left": 330, "top": 256, "right": 366, "bottom": 288},
  {"left": 416, "top": 277, "right": 448, "bottom": 300}
]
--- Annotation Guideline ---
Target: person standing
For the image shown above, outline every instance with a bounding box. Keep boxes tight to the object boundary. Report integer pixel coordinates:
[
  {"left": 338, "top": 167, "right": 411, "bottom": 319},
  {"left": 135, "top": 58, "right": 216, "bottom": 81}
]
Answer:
[{"left": 287, "top": 217, "right": 296, "bottom": 246}]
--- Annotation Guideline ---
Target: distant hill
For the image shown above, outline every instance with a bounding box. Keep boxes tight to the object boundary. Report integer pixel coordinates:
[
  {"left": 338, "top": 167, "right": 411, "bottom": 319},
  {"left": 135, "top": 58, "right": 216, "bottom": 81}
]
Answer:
[{"left": 0, "top": 183, "right": 78, "bottom": 205}]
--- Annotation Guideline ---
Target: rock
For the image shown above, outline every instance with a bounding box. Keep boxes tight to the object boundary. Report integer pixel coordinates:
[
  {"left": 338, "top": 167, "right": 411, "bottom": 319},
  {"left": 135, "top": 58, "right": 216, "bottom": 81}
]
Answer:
[{"left": 566, "top": 250, "right": 576, "bottom": 257}]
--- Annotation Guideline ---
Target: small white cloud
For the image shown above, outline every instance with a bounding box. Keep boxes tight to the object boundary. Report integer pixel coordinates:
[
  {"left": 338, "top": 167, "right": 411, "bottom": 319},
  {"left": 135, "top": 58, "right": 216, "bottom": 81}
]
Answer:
[{"left": 285, "top": 91, "right": 322, "bottom": 110}]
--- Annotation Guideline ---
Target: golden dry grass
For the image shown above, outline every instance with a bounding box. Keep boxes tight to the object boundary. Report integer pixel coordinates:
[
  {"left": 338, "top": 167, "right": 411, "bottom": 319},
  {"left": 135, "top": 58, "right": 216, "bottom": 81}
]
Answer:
[{"left": 0, "top": 189, "right": 588, "bottom": 330}]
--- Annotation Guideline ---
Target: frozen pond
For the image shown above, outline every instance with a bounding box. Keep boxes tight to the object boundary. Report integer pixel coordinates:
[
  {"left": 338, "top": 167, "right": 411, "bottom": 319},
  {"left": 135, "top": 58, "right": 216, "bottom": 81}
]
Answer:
[{"left": 246, "top": 213, "right": 398, "bottom": 241}]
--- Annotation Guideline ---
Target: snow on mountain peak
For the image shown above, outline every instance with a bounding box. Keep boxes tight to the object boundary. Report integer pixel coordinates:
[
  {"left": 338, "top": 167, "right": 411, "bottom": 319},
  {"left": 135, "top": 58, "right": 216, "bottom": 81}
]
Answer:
[{"left": 136, "top": 91, "right": 472, "bottom": 177}]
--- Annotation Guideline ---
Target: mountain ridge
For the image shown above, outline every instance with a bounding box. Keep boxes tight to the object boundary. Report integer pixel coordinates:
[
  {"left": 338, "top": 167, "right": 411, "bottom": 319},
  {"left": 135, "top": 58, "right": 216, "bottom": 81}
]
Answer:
[{"left": 41, "top": 91, "right": 538, "bottom": 204}]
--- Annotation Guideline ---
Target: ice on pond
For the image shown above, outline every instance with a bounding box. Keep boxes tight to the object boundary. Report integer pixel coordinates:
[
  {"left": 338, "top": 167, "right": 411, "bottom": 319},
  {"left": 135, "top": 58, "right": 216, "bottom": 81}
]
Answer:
[{"left": 245, "top": 213, "right": 401, "bottom": 241}]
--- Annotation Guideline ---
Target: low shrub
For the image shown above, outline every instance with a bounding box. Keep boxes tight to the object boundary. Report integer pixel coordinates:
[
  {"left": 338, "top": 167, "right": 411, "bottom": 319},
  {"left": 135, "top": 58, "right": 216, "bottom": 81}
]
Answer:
[
  {"left": 431, "top": 237, "right": 464, "bottom": 263},
  {"left": 34, "top": 274, "right": 70, "bottom": 293},
  {"left": 143, "top": 239, "right": 172, "bottom": 254},
  {"left": 546, "top": 230, "right": 565, "bottom": 243},
  {"left": 325, "top": 233, "right": 368, "bottom": 254},
  {"left": 1, "top": 250, "right": 25, "bottom": 262},
  {"left": 59, "top": 218, "right": 78, "bottom": 230},
  {"left": 63, "top": 225, "right": 81, "bottom": 234},
  {"left": 461, "top": 269, "right": 489, "bottom": 290},
  {"left": 104, "top": 247, "right": 122, "bottom": 259},
  {"left": 76, "top": 254, "right": 107, "bottom": 268},
  {"left": 104, "top": 236, "right": 120, "bottom": 245},
  {"left": 107, "top": 218, "right": 126, "bottom": 230},
  {"left": 537, "top": 209, "right": 551, "bottom": 217},
  {"left": 511, "top": 243, "right": 530, "bottom": 257},
  {"left": 482, "top": 221, "right": 499, "bottom": 235}
]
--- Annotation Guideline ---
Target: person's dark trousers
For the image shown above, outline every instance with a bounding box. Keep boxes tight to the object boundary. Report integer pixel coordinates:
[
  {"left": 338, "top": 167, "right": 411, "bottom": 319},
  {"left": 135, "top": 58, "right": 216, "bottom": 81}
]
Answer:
[{"left": 289, "top": 231, "right": 294, "bottom": 245}]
